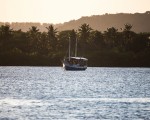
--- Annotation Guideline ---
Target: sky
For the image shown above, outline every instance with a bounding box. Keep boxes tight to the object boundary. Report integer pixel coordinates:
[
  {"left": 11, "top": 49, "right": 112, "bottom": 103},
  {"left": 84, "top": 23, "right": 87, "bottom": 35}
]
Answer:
[{"left": 0, "top": 0, "right": 150, "bottom": 24}]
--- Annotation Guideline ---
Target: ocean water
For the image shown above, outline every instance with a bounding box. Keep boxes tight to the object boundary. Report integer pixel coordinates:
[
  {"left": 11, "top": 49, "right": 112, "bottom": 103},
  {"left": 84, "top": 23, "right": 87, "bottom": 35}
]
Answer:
[{"left": 0, "top": 67, "right": 150, "bottom": 120}]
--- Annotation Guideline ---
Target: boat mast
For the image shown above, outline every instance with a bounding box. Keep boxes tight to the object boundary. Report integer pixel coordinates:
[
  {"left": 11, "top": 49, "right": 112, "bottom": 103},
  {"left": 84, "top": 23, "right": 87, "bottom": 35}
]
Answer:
[
  {"left": 69, "top": 37, "right": 71, "bottom": 61},
  {"left": 75, "top": 38, "right": 77, "bottom": 57}
]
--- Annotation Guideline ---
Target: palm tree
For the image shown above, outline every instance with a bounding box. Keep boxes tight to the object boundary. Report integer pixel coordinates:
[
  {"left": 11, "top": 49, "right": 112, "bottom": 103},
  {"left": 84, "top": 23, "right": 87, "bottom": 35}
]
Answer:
[
  {"left": 46, "top": 25, "right": 58, "bottom": 51},
  {"left": 124, "top": 23, "right": 132, "bottom": 32},
  {"left": 78, "top": 23, "right": 92, "bottom": 55},
  {"left": 0, "top": 25, "right": 13, "bottom": 42},
  {"left": 28, "top": 26, "right": 40, "bottom": 39},
  {"left": 57, "top": 30, "right": 70, "bottom": 51},
  {"left": 78, "top": 23, "right": 92, "bottom": 43},
  {"left": 0, "top": 25, "right": 13, "bottom": 51},
  {"left": 27, "top": 26, "right": 40, "bottom": 54},
  {"left": 104, "top": 27, "right": 118, "bottom": 48},
  {"left": 90, "top": 30, "right": 104, "bottom": 49},
  {"left": 122, "top": 24, "right": 136, "bottom": 51}
]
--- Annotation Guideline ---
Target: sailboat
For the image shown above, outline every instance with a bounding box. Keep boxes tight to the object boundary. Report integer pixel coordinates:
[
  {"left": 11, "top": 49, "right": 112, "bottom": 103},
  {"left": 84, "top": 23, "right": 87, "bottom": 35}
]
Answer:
[{"left": 62, "top": 37, "right": 88, "bottom": 70}]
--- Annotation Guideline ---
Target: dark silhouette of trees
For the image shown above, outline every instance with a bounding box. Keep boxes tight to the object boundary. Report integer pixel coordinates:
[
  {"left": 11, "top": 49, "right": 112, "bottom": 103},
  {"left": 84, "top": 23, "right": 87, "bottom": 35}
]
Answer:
[
  {"left": 27, "top": 26, "right": 41, "bottom": 54},
  {"left": 122, "top": 24, "right": 137, "bottom": 51},
  {"left": 104, "top": 27, "right": 119, "bottom": 49},
  {"left": 38, "top": 32, "right": 49, "bottom": 55},
  {"left": 78, "top": 23, "right": 92, "bottom": 43},
  {"left": 12, "top": 29, "right": 28, "bottom": 53},
  {"left": 0, "top": 25, "right": 12, "bottom": 41},
  {"left": 46, "top": 25, "right": 58, "bottom": 51},
  {"left": 0, "top": 25, "right": 13, "bottom": 52},
  {"left": 90, "top": 30, "right": 105, "bottom": 50},
  {"left": 130, "top": 33, "right": 149, "bottom": 53},
  {"left": 57, "top": 30, "right": 70, "bottom": 52},
  {"left": 0, "top": 23, "right": 150, "bottom": 66},
  {"left": 78, "top": 23, "right": 92, "bottom": 55},
  {"left": 69, "top": 29, "right": 77, "bottom": 56},
  {"left": 124, "top": 23, "right": 132, "bottom": 31}
]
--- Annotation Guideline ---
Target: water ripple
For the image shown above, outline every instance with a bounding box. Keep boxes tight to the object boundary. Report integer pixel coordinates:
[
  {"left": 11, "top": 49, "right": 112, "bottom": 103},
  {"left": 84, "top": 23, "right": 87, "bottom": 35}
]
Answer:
[{"left": 0, "top": 67, "right": 150, "bottom": 119}]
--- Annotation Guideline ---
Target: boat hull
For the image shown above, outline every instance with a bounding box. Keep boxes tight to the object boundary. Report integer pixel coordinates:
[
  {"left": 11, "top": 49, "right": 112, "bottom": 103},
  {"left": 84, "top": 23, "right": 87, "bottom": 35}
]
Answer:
[{"left": 63, "top": 63, "right": 87, "bottom": 71}]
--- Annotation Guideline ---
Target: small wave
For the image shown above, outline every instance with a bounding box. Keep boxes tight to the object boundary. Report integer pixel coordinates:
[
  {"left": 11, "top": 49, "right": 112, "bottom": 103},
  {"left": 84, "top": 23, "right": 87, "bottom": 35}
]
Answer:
[
  {"left": 60, "top": 98, "right": 150, "bottom": 103},
  {"left": 0, "top": 98, "right": 42, "bottom": 106},
  {"left": 0, "top": 98, "right": 150, "bottom": 106}
]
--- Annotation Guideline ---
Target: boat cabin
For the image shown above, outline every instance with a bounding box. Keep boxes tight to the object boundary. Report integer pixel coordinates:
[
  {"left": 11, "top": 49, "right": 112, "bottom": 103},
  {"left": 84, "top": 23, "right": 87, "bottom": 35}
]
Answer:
[{"left": 65, "top": 57, "right": 88, "bottom": 66}]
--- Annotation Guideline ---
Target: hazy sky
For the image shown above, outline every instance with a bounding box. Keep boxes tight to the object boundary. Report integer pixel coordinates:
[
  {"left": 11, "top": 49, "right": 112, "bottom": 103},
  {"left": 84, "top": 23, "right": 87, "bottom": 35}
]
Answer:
[{"left": 0, "top": 0, "right": 149, "bottom": 24}]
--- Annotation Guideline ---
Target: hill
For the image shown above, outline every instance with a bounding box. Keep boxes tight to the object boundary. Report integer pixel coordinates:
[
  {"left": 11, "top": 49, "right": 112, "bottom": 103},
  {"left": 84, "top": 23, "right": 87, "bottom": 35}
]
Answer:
[
  {"left": 0, "top": 11, "right": 150, "bottom": 33},
  {"left": 57, "top": 11, "right": 150, "bottom": 33}
]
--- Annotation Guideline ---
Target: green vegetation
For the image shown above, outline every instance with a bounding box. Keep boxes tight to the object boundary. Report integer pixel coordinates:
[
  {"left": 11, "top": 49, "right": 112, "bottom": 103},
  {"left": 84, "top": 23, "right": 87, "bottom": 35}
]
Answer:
[{"left": 0, "top": 23, "right": 150, "bottom": 67}]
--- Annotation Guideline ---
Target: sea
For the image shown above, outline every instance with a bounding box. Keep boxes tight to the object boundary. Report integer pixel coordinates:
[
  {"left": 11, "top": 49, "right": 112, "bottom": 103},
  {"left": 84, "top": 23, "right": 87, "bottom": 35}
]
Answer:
[{"left": 0, "top": 67, "right": 150, "bottom": 120}]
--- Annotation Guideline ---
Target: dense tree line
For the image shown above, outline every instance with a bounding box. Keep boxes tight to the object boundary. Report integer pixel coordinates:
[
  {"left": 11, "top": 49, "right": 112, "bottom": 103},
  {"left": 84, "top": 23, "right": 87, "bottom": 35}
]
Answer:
[{"left": 0, "top": 23, "right": 150, "bottom": 66}]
